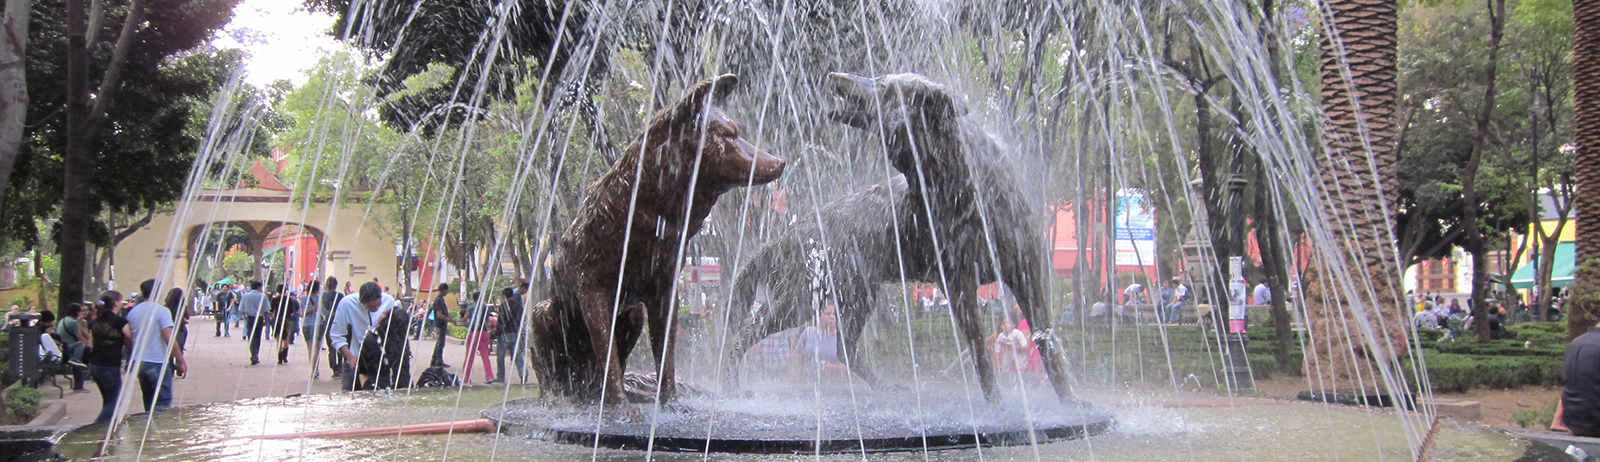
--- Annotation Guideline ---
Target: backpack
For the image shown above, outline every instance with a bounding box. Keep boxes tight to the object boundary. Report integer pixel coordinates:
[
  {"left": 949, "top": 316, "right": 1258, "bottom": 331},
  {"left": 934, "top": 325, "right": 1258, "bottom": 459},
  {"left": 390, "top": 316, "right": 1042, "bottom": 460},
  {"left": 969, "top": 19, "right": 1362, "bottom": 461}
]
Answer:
[{"left": 416, "top": 365, "right": 459, "bottom": 388}]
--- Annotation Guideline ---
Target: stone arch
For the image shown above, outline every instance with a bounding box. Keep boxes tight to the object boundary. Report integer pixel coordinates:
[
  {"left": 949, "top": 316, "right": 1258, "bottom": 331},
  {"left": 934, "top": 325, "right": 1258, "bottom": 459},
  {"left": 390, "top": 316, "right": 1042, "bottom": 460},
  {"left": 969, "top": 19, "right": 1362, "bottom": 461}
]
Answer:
[{"left": 183, "top": 221, "right": 327, "bottom": 289}]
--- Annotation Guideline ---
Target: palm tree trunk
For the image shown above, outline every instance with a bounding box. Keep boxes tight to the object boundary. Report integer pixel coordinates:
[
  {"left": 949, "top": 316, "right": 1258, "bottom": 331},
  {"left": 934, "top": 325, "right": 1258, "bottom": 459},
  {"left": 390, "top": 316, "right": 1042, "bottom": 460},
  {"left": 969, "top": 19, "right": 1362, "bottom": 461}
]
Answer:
[
  {"left": 1305, "top": 0, "right": 1407, "bottom": 390},
  {"left": 1569, "top": 0, "right": 1600, "bottom": 341}
]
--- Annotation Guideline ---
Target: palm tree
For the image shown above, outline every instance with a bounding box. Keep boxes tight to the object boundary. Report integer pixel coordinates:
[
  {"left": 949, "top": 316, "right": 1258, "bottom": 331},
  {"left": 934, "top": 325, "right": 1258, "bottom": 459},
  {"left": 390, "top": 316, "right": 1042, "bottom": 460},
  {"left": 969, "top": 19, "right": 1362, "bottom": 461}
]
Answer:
[
  {"left": 1571, "top": 0, "right": 1600, "bottom": 341},
  {"left": 1305, "top": 0, "right": 1408, "bottom": 391}
]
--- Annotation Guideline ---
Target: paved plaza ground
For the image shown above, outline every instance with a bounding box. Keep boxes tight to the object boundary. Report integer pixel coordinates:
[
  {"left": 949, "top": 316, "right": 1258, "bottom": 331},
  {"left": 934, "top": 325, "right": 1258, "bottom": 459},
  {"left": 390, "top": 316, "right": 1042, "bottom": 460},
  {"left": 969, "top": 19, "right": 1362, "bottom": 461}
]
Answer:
[{"left": 39, "top": 317, "right": 523, "bottom": 427}]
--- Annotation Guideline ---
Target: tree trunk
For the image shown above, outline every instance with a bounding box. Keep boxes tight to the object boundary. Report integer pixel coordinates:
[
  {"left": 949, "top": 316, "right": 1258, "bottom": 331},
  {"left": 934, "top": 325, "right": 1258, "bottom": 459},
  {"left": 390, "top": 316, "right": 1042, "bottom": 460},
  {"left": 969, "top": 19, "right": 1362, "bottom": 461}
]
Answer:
[
  {"left": 1256, "top": 161, "right": 1297, "bottom": 374},
  {"left": 1307, "top": 0, "right": 1406, "bottom": 389},
  {"left": 1462, "top": 0, "right": 1506, "bottom": 342},
  {"left": 59, "top": 0, "right": 144, "bottom": 311},
  {"left": 0, "top": 0, "right": 28, "bottom": 224},
  {"left": 60, "top": 0, "right": 93, "bottom": 309},
  {"left": 1570, "top": 0, "right": 1600, "bottom": 341}
]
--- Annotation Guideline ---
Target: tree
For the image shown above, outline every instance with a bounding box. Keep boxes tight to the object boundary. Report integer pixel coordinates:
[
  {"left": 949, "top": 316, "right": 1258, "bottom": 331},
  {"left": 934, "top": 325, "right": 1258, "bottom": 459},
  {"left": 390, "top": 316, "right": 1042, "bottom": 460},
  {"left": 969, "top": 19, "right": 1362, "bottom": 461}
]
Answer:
[
  {"left": 0, "top": 0, "right": 27, "bottom": 223},
  {"left": 1306, "top": 0, "right": 1408, "bottom": 390},
  {"left": 1510, "top": 0, "right": 1576, "bottom": 321},
  {"left": 302, "top": 0, "right": 595, "bottom": 131},
  {"left": 18, "top": 0, "right": 240, "bottom": 311},
  {"left": 1571, "top": 0, "right": 1600, "bottom": 340},
  {"left": 221, "top": 248, "right": 254, "bottom": 281}
]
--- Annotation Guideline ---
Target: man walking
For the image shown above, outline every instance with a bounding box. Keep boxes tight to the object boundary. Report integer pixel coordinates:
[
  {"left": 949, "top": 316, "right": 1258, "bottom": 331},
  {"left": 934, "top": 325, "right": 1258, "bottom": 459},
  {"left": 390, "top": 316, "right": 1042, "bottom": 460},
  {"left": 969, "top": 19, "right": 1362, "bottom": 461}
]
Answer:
[
  {"left": 127, "top": 279, "right": 188, "bottom": 412},
  {"left": 239, "top": 281, "right": 267, "bottom": 365},
  {"left": 213, "top": 285, "right": 233, "bottom": 337},
  {"left": 494, "top": 287, "right": 525, "bottom": 383},
  {"left": 428, "top": 283, "right": 454, "bottom": 367},
  {"left": 317, "top": 277, "right": 344, "bottom": 378},
  {"left": 327, "top": 282, "right": 395, "bottom": 391}
]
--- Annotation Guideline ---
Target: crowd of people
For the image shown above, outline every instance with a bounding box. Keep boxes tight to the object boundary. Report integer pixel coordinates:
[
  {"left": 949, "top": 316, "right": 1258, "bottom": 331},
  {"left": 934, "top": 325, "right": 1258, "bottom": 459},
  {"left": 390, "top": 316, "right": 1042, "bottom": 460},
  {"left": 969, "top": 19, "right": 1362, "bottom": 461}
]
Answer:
[
  {"left": 1407, "top": 292, "right": 1531, "bottom": 340},
  {"left": 4, "top": 279, "right": 193, "bottom": 423},
  {"left": 193, "top": 277, "right": 531, "bottom": 392},
  {"left": 0, "top": 274, "right": 546, "bottom": 423}
]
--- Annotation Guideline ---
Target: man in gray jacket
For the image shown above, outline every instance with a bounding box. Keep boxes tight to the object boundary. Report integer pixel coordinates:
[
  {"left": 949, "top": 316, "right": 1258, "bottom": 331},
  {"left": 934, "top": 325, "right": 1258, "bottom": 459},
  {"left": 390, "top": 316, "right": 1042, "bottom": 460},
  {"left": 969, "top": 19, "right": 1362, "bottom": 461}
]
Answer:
[{"left": 239, "top": 281, "right": 267, "bottom": 365}]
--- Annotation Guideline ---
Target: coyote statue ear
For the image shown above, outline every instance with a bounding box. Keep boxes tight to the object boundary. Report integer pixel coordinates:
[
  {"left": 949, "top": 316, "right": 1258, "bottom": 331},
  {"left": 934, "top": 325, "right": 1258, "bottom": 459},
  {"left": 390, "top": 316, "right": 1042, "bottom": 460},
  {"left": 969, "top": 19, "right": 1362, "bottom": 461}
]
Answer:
[{"left": 675, "top": 74, "right": 740, "bottom": 121}]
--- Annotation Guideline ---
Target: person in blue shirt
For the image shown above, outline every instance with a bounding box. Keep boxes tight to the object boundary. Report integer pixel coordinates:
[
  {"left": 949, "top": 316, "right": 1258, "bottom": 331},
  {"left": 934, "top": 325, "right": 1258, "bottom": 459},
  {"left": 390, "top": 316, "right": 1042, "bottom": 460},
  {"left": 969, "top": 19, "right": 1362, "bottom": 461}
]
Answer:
[
  {"left": 238, "top": 281, "right": 267, "bottom": 365},
  {"left": 126, "top": 279, "right": 188, "bottom": 412}
]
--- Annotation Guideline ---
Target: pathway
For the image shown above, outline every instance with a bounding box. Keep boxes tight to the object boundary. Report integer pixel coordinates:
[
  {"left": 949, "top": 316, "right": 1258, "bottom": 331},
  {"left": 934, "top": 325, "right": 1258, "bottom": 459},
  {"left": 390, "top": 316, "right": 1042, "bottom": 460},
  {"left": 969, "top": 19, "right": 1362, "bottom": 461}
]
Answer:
[{"left": 40, "top": 317, "right": 519, "bottom": 427}]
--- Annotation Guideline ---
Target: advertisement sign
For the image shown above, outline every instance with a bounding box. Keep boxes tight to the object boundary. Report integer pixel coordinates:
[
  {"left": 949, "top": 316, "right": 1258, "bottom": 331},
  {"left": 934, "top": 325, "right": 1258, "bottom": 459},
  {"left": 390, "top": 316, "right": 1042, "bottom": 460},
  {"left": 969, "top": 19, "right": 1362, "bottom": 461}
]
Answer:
[
  {"left": 1228, "top": 256, "right": 1247, "bottom": 333},
  {"left": 1114, "top": 190, "right": 1158, "bottom": 267}
]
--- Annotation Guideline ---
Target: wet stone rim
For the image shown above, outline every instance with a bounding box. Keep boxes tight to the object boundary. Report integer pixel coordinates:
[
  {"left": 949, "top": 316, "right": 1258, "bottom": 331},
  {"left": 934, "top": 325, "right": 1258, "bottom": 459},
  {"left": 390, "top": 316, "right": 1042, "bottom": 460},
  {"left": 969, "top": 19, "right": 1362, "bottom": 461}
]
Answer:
[{"left": 482, "top": 398, "right": 1116, "bottom": 454}]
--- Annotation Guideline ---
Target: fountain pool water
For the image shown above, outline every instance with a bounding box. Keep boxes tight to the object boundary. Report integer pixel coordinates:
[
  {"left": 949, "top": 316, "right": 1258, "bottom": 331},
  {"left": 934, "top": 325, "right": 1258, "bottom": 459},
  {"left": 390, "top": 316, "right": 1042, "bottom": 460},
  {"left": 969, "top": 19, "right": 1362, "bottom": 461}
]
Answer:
[{"left": 53, "top": 387, "right": 1560, "bottom": 461}]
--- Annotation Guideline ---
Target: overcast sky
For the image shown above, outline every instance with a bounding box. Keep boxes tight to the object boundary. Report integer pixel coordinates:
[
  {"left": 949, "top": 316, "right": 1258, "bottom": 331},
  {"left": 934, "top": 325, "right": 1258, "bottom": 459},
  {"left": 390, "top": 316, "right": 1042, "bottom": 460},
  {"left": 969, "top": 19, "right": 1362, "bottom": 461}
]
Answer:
[{"left": 211, "top": 0, "right": 342, "bottom": 87}]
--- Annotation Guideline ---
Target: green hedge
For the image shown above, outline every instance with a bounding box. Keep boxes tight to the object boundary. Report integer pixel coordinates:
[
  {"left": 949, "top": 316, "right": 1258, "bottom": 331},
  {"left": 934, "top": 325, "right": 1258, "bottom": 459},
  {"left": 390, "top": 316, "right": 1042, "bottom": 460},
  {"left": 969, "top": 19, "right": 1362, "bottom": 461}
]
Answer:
[
  {"left": 4, "top": 382, "right": 38, "bottom": 425},
  {"left": 1420, "top": 350, "right": 1564, "bottom": 393},
  {"left": 1429, "top": 340, "right": 1565, "bottom": 358},
  {"left": 1507, "top": 324, "right": 1568, "bottom": 347},
  {"left": 1510, "top": 322, "right": 1568, "bottom": 334}
]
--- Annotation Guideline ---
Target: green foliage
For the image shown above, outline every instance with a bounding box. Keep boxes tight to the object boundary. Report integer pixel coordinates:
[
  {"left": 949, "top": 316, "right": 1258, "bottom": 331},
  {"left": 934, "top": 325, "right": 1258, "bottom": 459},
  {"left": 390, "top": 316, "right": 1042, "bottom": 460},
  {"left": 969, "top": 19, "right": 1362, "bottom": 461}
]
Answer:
[
  {"left": 1395, "top": 0, "right": 1568, "bottom": 268},
  {"left": 1428, "top": 340, "right": 1563, "bottom": 357},
  {"left": 1511, "top": 397, "right": 1561, "bottom": 429},
  {"left": 1508, "top": 322, "right": 1569, "bottom": 347},
  {"left": 6, "top": 0, "right": 245, "bottom": 248},
  {"left": 3, "top": 382, "right": 39, "bottom": 425},
  {"left": 221, "top": 250, "right": 255, "bottom": 281},
  {"left": 1419, "top": 349, "right": 1564, "bottom": 393},
  {"left": 1512, "top": 321, "right": 1570, "bottom": 334}
]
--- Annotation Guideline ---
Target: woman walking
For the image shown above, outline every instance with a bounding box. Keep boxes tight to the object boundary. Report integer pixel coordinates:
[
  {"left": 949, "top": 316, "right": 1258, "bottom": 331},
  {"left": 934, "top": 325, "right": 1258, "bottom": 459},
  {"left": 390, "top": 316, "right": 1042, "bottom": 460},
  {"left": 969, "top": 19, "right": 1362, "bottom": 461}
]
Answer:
[
  {"left": 301, "top": 282, "right": 322, "bottom": 368},
  {"left": 273, "top": 284, "right": 300, "bottom": 364},
  {"left": 163, "top": 288, "right": 190, "bottom": 352},
  {"left": 460, "top": 301, "right": 495, "bottom": 384},
  {"left": 86, "top": 291, "right": 132, "bottom": 423}
]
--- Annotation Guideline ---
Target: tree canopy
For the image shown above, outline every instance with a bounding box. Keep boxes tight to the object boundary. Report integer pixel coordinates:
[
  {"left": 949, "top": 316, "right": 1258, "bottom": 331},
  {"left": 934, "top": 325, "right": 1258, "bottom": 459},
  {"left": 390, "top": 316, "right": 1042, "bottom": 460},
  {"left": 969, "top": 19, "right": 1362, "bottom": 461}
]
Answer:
[{"left": 6, "top": 0, "right": 243, "bottom": 249}]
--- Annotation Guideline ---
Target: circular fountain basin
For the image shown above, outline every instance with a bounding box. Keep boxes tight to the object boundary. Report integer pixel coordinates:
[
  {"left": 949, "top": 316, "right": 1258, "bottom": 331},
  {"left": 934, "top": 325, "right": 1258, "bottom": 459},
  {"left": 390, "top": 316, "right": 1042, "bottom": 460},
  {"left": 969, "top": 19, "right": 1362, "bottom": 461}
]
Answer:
[
  {"left": 52, "top": 386, "right": 1568, "bottom": 461},
  {"left": 482, "top": 385, "right": 1114, "bottom": 453}
]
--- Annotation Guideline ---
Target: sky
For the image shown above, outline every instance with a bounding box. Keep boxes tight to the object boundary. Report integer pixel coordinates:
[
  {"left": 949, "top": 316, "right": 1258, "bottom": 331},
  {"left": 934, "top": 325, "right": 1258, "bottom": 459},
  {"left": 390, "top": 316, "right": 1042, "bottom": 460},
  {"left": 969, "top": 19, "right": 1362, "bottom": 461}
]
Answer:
[{"left": 211, "top": 0, "right": 343, "bottom": 87}]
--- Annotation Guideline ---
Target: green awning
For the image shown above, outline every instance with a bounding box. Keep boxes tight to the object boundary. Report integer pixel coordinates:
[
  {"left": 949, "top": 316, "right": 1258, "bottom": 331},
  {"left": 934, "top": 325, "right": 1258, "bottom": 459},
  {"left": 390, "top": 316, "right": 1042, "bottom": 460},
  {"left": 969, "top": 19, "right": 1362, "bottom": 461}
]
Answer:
[
  {"left": 1511, "top": 242, "right": 1575, "bottom": 289},
  {"left": 215, "top": 276, "right": 233, "bottom": 285}
]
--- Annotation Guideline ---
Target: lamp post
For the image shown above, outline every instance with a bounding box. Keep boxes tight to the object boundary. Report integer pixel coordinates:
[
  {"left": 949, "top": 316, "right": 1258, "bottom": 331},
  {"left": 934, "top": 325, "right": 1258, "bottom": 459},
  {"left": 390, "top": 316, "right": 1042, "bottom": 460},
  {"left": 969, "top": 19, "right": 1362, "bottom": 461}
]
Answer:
[{"left": 1224, "top": 174, "right": 1253, "bottom": 391}]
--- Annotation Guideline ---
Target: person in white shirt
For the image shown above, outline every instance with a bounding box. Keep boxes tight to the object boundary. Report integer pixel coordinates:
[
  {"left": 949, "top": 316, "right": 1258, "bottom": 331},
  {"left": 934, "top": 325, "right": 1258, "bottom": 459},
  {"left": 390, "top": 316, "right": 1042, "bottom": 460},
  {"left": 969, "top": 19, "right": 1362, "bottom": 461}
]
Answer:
[
  {"left": 39, "top": 331, "right": 62, "bottom": 358},
  {"left": 126, "top": 279, "right": 188, "bottom": 412},
  {"left": 327, "top": 282, "right": 396, "bottom": 391},
  {"left": 1163, "top": 278, "right": 1190, "bottom": 323},
  {"left": 1253, "top": 281, "right": 1271, "bottom": 306},
  {"left": 1413, "top": 308, "right": 1440, "bottom": 330},
  {"left": 1122, "top": 283, "right": 1147, "bottom": 306}
]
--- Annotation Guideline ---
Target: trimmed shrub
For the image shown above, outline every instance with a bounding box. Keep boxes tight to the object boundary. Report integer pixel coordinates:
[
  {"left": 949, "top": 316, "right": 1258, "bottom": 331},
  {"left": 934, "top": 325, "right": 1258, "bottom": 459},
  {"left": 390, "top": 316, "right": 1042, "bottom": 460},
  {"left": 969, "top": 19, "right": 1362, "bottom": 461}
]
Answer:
[
  {"left": 1429, "top": 340, "right": 1564, "bottom": 358},
  {"left": 4, "top": 382, "right": 39, "bottom": 425},
  {"left": 1506, "top": 325, "right": 1568, "bottom": 348},
  {"left": 1511, "top": 322, "right": 1568, "bottom": 334},
  {"left": 1421, "top": 350, "right": 1564, "bottom": 393}
]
